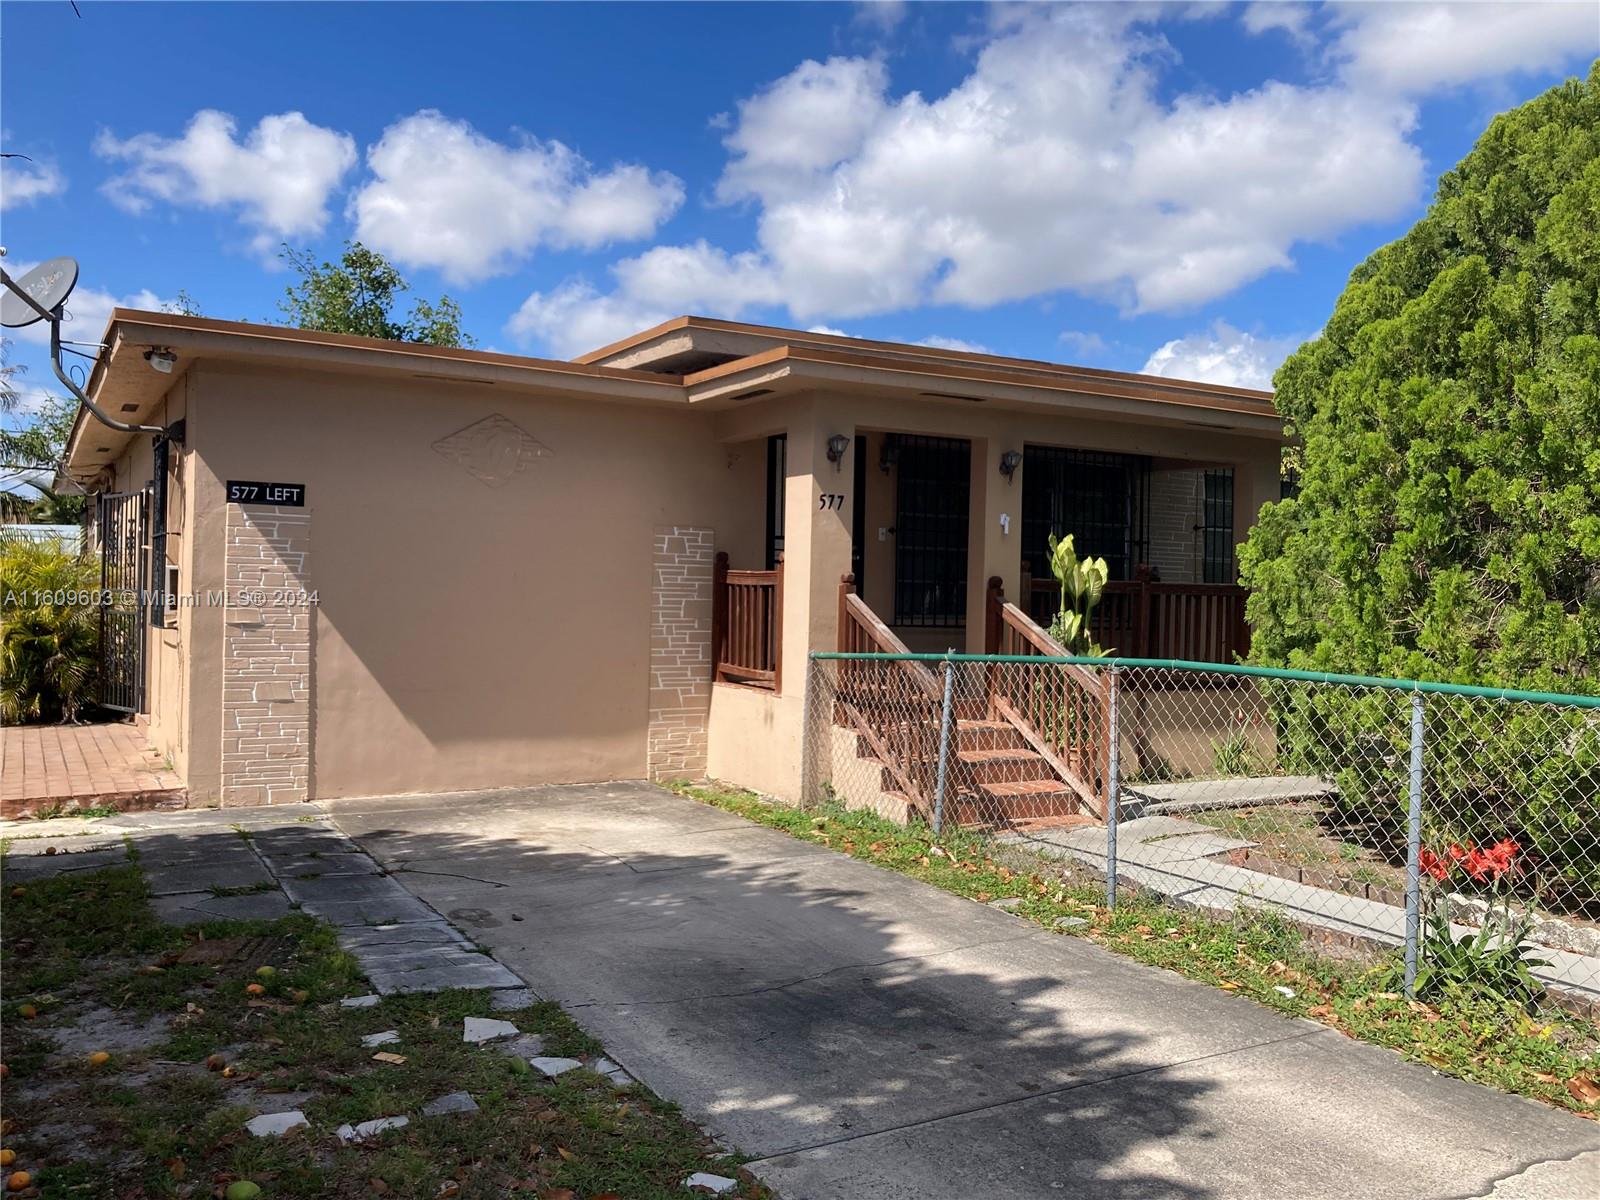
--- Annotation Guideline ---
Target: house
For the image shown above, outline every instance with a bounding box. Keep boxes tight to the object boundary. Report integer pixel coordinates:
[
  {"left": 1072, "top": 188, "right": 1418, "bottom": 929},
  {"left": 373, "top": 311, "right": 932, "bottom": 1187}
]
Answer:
[{"left": 60, "top": 311, "right": 1283, "bottom": 810}]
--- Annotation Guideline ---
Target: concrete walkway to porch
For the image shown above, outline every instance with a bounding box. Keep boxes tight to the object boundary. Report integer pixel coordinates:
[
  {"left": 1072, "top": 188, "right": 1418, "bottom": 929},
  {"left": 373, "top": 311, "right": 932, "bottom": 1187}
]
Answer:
[
  {"left": 0, "top": 721, "right": 185, "bottom": 818},
  {"left": 324, "top": 782, "right": 1599, "bottom": 1200}
]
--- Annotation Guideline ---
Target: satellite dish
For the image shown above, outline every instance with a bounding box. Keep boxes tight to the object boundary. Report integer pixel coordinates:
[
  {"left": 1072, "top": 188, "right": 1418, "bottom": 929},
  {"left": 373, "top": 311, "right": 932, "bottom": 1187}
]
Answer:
[{"left": 0, "top": 256, "right": 79, "bottom": 328}]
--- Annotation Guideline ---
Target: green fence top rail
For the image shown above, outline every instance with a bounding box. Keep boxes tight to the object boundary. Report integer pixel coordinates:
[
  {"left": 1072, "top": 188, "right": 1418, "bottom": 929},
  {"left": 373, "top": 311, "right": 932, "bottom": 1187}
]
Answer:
[{"left": 808, "top": 651, "right": 1600, "bottom": 709}]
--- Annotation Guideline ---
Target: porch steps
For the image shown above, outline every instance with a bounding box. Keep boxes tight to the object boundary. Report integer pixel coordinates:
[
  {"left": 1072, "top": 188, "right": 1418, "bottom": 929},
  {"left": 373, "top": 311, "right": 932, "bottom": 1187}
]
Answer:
[{"left": 848, "top": 716, "right": 1085, "bottom": 828}]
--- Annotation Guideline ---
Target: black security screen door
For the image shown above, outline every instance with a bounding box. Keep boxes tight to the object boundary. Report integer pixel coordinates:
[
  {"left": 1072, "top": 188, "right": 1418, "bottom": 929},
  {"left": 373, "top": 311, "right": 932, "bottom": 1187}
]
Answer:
[
  {"left": 98, "top": 489, "right": 150, "bottom": 714},
  {"left": 893, "top": 435, "right": 970, "bottom": 627},
  {"left": 1021, "top": 446, "right": 1150, "bottom": 585}
]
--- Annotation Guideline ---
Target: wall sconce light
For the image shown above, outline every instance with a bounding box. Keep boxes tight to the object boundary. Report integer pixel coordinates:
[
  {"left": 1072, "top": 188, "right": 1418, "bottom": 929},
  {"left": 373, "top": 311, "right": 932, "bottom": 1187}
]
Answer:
[
  {"left": 999, "top": 449, "right": 1022, "bottom": 482},
  {"left": 879, "top": 436, "right": 900, "bottom": 474},
  {"left": 826, "top": 433, "right": 851, "bottom": 471}
]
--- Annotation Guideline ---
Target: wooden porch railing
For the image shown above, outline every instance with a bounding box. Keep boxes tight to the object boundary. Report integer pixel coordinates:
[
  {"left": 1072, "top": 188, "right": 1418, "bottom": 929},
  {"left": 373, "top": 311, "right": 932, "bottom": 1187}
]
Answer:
[
  {"left": 1021, "top": 568, "right": 1249, "bottom": 664},
  {"left": 712, "top": 551, "right": 783, "bottom": 691},
  {"left": 836, "top": 575, "right": 944, "bottom": 818},
  {"left": 984, "top": 578, "right": 1107, "bottom": 818}
]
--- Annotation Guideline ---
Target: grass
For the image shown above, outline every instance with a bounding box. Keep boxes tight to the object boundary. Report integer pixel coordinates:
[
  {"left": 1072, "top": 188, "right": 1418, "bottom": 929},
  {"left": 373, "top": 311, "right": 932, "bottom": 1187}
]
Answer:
[
  {"left": 0, "top": 862, "right": 767, "bottom": 1198},
  {"left": 669, "top": 780, "right": 1600, "bottom": 1120}
]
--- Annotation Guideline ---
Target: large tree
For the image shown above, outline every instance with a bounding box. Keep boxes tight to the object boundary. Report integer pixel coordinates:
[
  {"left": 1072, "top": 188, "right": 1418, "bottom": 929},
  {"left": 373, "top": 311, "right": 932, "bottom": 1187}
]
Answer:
[
  {"left": 1240, "top": 64, "right": 1600, "bottom": 695},
  {"left": 278, "top": 241, "right": 474, "bottom": 348}
]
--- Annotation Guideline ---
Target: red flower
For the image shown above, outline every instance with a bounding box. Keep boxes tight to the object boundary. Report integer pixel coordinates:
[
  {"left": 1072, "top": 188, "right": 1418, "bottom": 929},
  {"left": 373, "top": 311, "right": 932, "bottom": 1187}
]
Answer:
[{"left": 1418, "top": 847, "right": 1450, "bottom": 881}]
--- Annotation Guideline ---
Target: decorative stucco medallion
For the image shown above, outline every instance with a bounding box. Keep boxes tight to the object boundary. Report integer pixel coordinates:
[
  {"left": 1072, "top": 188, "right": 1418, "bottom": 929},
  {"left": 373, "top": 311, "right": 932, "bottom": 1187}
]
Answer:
[{"left": 432, "top": 414, "right": 552, "bottom": 487}]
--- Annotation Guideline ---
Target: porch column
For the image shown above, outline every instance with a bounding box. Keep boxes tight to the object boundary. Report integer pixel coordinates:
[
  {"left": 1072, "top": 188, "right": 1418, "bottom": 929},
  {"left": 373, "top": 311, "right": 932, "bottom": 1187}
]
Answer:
[
  {"left": 778, "top": 398, "right": 855, "bottom": 689},
  {"left": 965, "top": 434, "right": 1023, "bottom": 651}
]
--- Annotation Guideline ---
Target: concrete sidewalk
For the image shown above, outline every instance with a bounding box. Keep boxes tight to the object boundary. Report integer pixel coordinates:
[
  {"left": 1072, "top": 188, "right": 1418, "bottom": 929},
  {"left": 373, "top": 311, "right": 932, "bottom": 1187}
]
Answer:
[{"left": 326, "top": 782, "right": 1600, "bottom": 1200}]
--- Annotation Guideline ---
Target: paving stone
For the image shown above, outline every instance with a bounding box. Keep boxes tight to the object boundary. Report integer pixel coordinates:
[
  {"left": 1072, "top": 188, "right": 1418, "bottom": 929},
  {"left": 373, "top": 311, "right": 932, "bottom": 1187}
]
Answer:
[
  {"left": 294, "top": 893, "right": 441, "bottom": 927},
  {"left": 152, "top": 890, "right": 295, "bottom": 926},
  {"left": 245, "top": 1110, "right": 308, "bottom": 1137},
  {"left": 420, "top": 1091, "right": 480, "bottom": 1117},
  {"left": 365, "top": 949, "right": 523, "bottom": 994},
  {"left": 590, "top": 1056, "right": 632, "bottom": 1086},
  {"left": 490, "top": 986, "right": 536, "bottom": 1011},
  {"left": 360, "top": 1030, "right": 400, "bottom": 1048},
  {"left": 142, "top": 860, "right": 275, "bottom": 898},
  {"left": 266, "top": 851, "right": 381, "bottom": 877},
  {"left": 335, "top": 1115, "right": 408, "bottom": 1142},
  {"left": 987, "top": 896, "right": 1023, "bottom": 911},
  {"left": 683, "top": 1172, "right": 739, "bottom": 1195},
  {"left": 339, "top": 994, "right": 380, "bottom": 1008},
  {"left": 462, "top": 1016, "right": 520, "bottom": 1044},
  {"left": 498, "top": 1033, "right": 545, "bottom": 1060},
  {"left": 280, "top": 872, "right": 403, "bottom": 904},
  {"left": 2, "top": 846, "right": 129, "bottom": 880},
  {"left": 336, "top": 921, "right": 472, "bottom": 952},
  {"left": 1053, "top": 916, "right": 1090, "bottom": 929},
  {"left": 528, "top": 1056, "right": 584, "bottom": 1077}
]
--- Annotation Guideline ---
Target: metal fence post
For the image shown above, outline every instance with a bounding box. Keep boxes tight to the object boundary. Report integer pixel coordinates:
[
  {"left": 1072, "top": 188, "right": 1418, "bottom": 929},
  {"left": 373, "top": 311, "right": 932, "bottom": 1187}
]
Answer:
[
  {"left": 799, "top": 652, "right": 817, "bottom": 809},
  {"left": 933, "top": 655, "right": 956, "bottom": 836},
  {"left": 1106, "top": 664, "right": 1121, "bottom": 910},
  {"left": 1404, "top": 690, "right": 1425, "bottom": 996}
]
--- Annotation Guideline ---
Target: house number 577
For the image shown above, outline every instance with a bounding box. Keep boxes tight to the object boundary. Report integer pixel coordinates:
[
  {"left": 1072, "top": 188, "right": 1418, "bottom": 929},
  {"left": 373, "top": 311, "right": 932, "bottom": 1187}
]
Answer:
[{"left": 818, "top": 493, "right": 846, "bottom": 510}]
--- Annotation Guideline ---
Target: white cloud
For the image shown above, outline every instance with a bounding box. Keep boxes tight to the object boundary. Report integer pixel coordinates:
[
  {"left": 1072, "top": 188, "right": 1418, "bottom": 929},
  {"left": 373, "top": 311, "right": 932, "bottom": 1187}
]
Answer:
[
  {"left": 96, "top": 110, "right": 355, "bottom": 251},
  {"left": 1059, "top": 330, "right": 1110, "bottom": 358},
  {"left": 806, "top": 324, "right": 852, "bottom": 337},
  {"left": 8, "top": 278, "right": 173, "bottom": 349},
  {"left": 915, "top": 335, "right": 989, "bottom": 354},
  {"left": 0, "top": 158, "right": 67, "bottom": 210},
  {"left": 1140, "top": 321, "right": 1303, "bottom": 390},
  {"left": 1330, "top": 2, "right": 1597, "bottom": 95},
  {"left": 1241, "top": 1, "right": 1317, "bottom": 47},
  {"left": 853, "top": 1, "right": 907, "bottom": 34},
  {"left": 507, "top": 280, "right": 671, "bottom": 360},
  {"left": 507, "top": 3, "right": 1591, "bottom": 356},
  {"left": 350, "top": 111, "right": 684, "bottom": 285}
]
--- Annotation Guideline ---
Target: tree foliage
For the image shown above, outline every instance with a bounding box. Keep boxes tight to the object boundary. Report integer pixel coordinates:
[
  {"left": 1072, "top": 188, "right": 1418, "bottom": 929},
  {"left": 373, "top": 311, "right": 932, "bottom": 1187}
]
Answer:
[
  {"left": 1241, "top": 65, "right": 1600, "bottom": 695},
  {"left": 278, "top": 242, "right": 474, "bottom": 348}
]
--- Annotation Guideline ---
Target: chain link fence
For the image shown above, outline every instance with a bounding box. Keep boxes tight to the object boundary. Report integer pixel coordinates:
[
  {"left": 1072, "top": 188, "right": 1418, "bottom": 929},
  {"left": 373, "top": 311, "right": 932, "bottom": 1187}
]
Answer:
[{"left": 802, "top": 653, "right": 1600, "bottom": 1012}]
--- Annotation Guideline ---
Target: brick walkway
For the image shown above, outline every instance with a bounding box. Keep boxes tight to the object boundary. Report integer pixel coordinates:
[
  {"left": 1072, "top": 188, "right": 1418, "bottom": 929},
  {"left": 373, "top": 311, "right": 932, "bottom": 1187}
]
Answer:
[{"left": 0, "top": 722, "right": 186, "bottom": 818}]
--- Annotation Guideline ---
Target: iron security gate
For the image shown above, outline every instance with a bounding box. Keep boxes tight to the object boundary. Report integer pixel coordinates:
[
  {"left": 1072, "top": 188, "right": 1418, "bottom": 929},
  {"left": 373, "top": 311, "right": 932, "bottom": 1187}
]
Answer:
[
  {"left": 98, "top": 489, "right": 149, "bottom": 713},
  {"left": 893, "top": 435, "right": 970, "bottom": 627}
]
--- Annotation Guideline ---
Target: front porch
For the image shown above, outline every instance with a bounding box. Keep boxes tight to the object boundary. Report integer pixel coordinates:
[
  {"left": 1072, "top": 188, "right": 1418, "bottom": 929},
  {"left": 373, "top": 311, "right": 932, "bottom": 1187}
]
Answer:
[{"left": 1, "top": 721, "right": 187, "bottom": 819}]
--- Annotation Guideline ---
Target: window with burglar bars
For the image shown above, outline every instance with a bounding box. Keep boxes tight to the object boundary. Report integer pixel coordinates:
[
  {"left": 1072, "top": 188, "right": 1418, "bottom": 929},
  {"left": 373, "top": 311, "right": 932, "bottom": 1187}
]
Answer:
[
  {"left": 1021, "top": 446, "right": 1150, "bottom": 584},
  {"left": 765, "top": 434, "right": 786, "bottom": 570},
  {"left": 1202, "top": 468, "right": 1235, "bottom": 583},
  {"left": 893, "top": 434, "right": 970, "bottom": 627}
]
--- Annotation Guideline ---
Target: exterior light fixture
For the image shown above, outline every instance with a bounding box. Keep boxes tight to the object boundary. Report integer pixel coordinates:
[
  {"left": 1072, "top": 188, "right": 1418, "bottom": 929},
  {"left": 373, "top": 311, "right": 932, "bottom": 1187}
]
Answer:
[
  {"left": 144, "top": 348, "right": 177, "bottom": 374},
  {"left": 999, "top": 449, "right": 1022, "bottom": 482},
  {"left": 880, "top": 436, "right": 900, "bottom": 474},
  {"left": 826, "top": 433, "right": 850, "bottom": 470}
]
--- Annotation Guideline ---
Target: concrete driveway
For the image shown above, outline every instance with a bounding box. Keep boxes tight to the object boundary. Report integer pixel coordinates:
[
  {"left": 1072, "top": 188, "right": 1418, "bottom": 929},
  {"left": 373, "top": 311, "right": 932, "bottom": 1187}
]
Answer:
[{"left": 327, "top": 782, "right": 1600, "bottom": 1200}]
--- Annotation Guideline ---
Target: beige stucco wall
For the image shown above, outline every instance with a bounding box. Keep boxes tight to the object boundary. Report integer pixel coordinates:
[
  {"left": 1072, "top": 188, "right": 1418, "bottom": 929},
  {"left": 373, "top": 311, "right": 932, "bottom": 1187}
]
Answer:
[{"left": 182, "top": 364, "right": 763, "bottom": 801}]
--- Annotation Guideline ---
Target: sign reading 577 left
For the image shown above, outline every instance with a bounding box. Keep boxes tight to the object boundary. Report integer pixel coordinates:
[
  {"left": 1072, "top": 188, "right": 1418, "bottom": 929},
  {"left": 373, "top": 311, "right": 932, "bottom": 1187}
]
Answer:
[{"left": 226, "top": 480, "right": 306, "bottom": 506}]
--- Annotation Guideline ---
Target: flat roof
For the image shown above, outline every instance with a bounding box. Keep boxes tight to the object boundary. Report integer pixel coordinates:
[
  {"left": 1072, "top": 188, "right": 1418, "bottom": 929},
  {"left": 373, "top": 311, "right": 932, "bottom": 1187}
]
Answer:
[{"left": 63, "top": 309, "right": 1281, "bottom": 478}]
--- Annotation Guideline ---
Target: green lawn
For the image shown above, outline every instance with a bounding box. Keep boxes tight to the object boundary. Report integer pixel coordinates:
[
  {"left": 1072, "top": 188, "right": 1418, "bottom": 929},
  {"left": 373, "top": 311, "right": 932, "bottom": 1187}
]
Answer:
[
  {"left": 669, "top": 780, "right": 1600, "bottom": 1120},
  {"left": 0, "top": 859, "right": 767, "bottom": 1199}
]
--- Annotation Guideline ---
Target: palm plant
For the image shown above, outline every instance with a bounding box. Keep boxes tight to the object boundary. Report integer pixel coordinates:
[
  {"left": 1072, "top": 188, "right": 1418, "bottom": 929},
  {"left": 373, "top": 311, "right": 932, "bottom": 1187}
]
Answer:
[{"left": 1, "top": 534, "right": 100, "bottom": 722}]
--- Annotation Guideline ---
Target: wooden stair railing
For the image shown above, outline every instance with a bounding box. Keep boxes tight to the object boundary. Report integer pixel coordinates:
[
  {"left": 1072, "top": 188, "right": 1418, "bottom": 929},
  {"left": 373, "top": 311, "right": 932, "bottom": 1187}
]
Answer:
[
  {"left": 836, "top": 575, "right": 944, "bottom": 818},
  {"left": 1019, "top": 566, "right": 1249, "bottom": 664},
  {"left": 983, "top": 577, "right": 1108, "bottom": 819},
  {"left": 713, "top": 551, "right": 783, "bottom": 691}
]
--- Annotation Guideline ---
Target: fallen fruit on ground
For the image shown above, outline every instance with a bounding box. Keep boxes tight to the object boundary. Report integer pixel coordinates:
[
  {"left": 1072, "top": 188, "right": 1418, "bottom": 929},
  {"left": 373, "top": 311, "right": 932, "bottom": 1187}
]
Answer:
[
  {"left": 245, "top": 983, "right": 266, "bottom": 996},
  {"left": 16, "top": 1006, "right": 36, "bottom": 1020},
  {"left": 88, "top": 1051, "right": 111, "bottom": 1067},
  {"left": 9, "top": 887, "right": 23, "bottom": 898},
  {"left": 255, "top": 966, "right": 276, "bottom": 979},
  {"left": 0, "top": 1150, "right": 13, "bottom": 1167},
  {"left": 6, "top": 1171, "right": 29, "bottom": 1192},
  {"left": 205, "top": 1054, "right": 226, "bottom": 1071},
  {"left": 292, "top": 989, "right": 310, "bottom": 1004},
  {"left": 224, "top": 1181, "right": 262, "bottom": 1200}
]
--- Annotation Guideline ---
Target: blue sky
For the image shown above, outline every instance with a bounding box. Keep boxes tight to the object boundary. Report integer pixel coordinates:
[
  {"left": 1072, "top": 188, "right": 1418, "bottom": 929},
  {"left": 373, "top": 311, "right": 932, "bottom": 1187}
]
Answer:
[{"left": 2, "top": 0, "right": 1596, "bottom": 450}]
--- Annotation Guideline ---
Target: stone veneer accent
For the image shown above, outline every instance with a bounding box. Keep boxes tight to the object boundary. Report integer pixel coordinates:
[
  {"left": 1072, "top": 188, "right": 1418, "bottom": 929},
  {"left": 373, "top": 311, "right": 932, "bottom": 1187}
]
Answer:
[
  {"left": 222, "top": 504, "right": 311, "bottom": 805},
  {"left": 647, "top": 526, "right": 714, "bottom": 781}
]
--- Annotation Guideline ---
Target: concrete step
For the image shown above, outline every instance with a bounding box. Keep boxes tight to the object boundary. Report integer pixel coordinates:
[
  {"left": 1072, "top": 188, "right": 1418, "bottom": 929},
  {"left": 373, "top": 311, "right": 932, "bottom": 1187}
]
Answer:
[
  {"left": 960, "top": 778, "right": 1079, "bottom": 822},
  {"left": 955, "top": 748, "right": 1047, "bottom": 785},
  {"left": 956, "top": 720, "right": 1025, "bottom": 751}
]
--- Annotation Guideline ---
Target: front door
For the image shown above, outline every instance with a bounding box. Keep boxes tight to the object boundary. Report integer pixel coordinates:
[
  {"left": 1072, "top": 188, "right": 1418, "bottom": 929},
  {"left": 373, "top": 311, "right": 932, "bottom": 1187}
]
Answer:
[
  {"left": 98, "top": 489, "right": 150, "bottom": 713},
  {"left": 893, "top": 435, "right": 970, "bottom": 628}
]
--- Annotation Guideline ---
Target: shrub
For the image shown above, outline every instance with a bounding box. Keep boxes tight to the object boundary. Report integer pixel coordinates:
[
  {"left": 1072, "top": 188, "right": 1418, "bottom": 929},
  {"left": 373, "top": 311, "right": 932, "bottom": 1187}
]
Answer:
[
  {"left": 1241, "top": 68, "right": 1600, "bottom": 901},
  {"left": 1, "top": 534, "right": 100, "bottom": 723}
]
